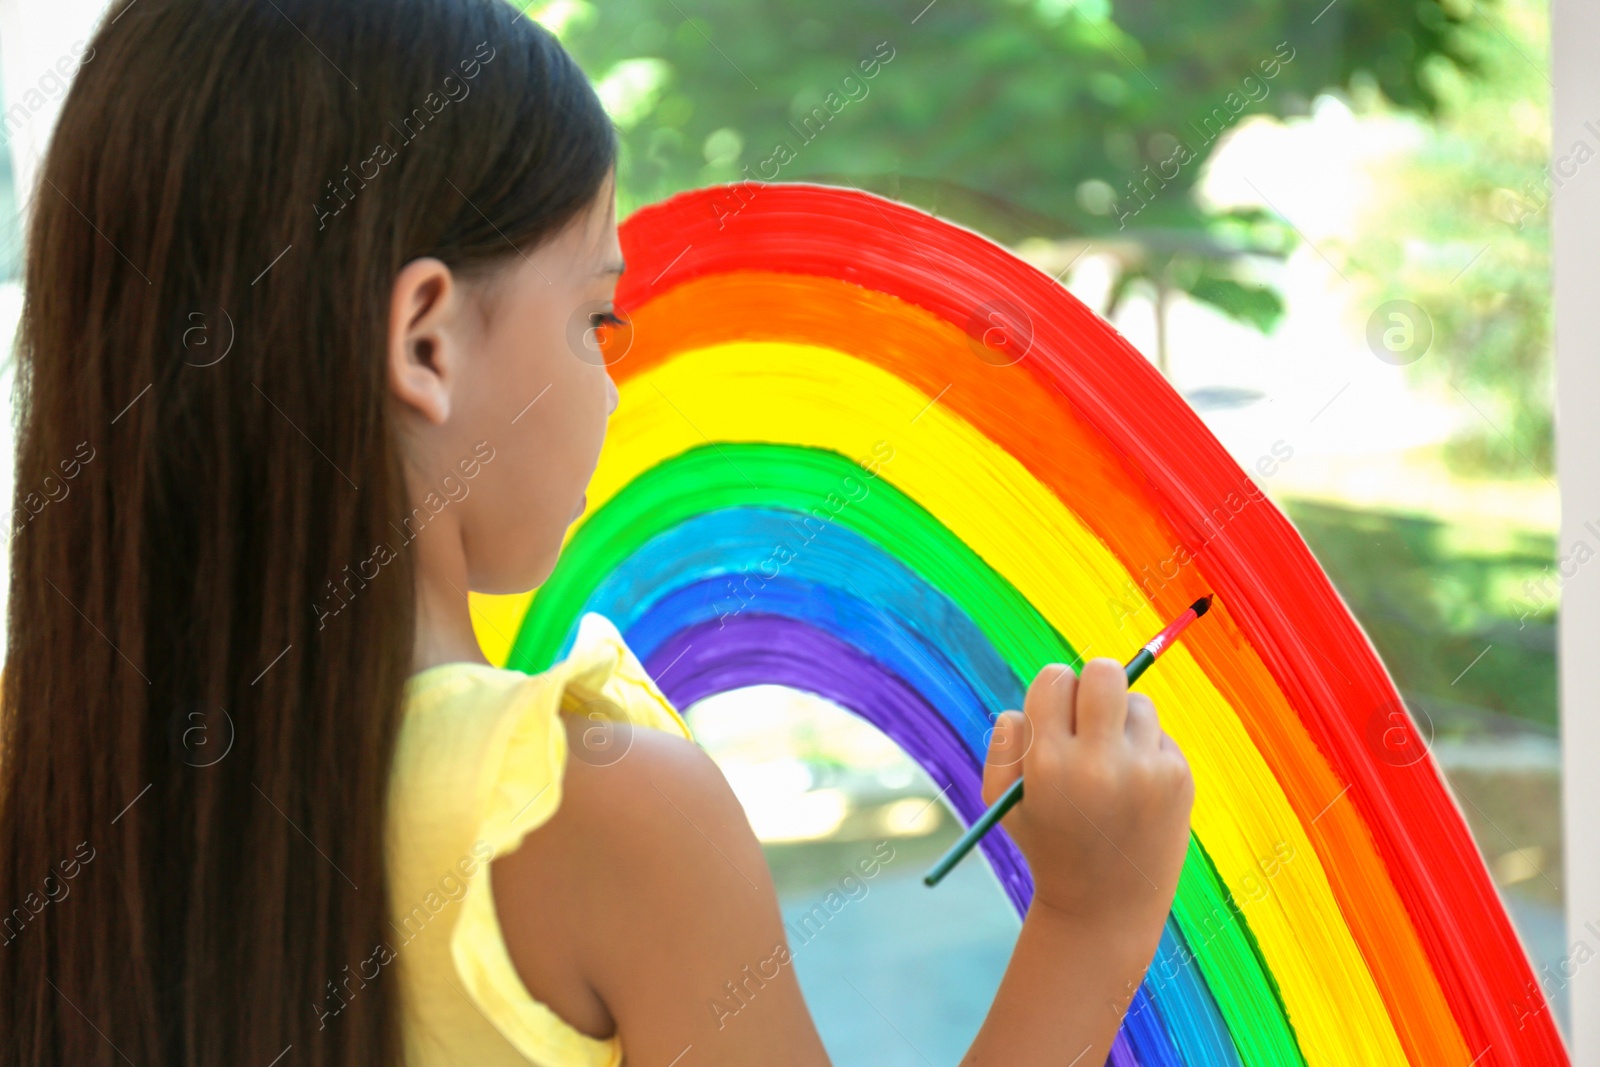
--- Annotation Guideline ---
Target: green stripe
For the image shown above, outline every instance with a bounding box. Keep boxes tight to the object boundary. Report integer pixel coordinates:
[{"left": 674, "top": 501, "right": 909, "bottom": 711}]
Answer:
[
  {"left": 512, "top": 442, "right": 1305, "bottom": 1065},
  {"left": 508, "top": 443, "right": 1071, "bottom": 675},
  {"left": 1172, "top": 837, "right": 1309, "bottom": 1066}
]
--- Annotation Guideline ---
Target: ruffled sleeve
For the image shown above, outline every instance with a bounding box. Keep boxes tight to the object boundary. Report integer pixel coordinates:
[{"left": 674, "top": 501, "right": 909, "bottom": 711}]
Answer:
[
  {"left": 474, "top": 611, "right": 691, "bottom": 855},
  {"left": 420, "top": 611, "right": 691, "bottom": 1067}
]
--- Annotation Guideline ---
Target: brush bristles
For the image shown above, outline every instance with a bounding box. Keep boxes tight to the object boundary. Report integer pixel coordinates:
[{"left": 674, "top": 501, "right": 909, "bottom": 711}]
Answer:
[{"left": 1192, "top": 594, "right": 1214, "bottom": 617}]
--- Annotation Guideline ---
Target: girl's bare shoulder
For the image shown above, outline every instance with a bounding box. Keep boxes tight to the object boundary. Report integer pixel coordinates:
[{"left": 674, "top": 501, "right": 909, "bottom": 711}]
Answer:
[{"left": 491, "top": 716, "right": 831, "bottom": 1065}]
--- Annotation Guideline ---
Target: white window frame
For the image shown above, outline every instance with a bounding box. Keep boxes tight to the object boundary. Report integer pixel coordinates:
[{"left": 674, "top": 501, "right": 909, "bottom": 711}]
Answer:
[{"left": 1553, "top": 0, "right": 1597, "bottom": 1053}]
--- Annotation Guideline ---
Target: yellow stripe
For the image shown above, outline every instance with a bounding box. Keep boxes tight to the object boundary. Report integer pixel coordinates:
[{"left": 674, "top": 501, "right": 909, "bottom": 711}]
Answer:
[{"left": 471, "top": 590, "right": 530, "bottom": 668}]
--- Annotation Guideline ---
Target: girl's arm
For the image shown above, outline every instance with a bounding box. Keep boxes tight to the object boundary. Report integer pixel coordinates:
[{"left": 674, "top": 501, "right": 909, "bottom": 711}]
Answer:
[
  {"left": 960, "top": 658, "right": 1194, "bottom": 1062},
  {"left": 494, "top": 655, "right": 1192, "bottom": 1065},
  {"left": 493, "top": 719, "right": 831, "bottom": 1065}
]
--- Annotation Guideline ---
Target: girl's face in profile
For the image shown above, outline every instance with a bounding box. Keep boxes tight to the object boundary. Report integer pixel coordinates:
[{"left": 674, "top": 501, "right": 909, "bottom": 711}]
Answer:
[{"left": 388, "top": 168, "right": 624, "bottom": 596}]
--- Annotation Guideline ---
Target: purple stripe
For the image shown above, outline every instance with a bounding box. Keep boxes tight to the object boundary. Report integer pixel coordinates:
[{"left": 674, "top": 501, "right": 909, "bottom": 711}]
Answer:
[
  {"left": 643, "top": 613, "right": 1033, "bottom": 909},
  {"left": 1109, "top": 1029, "right": 1140, "bottom": 1066}
]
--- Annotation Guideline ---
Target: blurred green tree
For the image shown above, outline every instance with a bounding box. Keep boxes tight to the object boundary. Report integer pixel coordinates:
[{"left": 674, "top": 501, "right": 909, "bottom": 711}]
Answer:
[
  {"left": 1345, "top": 0, "right": 1552, "bottom": 476},
  {"left": 529, "top": 0, "right": 1497, "bottom": 345}
]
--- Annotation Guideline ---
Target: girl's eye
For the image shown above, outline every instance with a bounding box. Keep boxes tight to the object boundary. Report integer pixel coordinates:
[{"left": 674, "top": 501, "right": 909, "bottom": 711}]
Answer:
[{"left": 590, "top": 310, "right": 627, "bottom": 329}]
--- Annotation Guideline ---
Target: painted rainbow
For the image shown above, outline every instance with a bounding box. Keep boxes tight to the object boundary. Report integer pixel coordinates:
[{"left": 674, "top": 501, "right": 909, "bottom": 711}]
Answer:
[{"left": 471, "top": 182, "right": 1565, "bottom": 1065}]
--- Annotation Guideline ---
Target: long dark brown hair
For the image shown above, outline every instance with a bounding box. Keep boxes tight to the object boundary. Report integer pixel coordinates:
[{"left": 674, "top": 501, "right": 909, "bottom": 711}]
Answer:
[{"left": 0, "top": 0, "right": 616, "bottom": 1063}]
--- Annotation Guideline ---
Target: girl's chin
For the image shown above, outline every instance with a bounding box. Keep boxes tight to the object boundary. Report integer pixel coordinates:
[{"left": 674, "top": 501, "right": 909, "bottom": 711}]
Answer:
[{"left": 570, "top": 492, "right": 587, "bottom": 521}]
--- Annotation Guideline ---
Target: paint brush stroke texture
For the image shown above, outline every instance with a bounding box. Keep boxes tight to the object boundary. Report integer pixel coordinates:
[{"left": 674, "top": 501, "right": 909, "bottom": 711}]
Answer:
[{"left": 467, "top": 183, "right": 1564, "bottom": 1066}]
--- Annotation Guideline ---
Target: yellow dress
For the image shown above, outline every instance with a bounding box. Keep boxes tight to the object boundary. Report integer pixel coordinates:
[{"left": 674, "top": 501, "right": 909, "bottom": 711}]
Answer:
[{"left": 383, "top": 612, "right": 692, "bottom": 1066}]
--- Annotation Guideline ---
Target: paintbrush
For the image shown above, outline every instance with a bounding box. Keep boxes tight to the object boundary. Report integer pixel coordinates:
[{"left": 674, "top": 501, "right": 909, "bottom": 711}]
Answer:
[{"left": 923, "top": 594, "right": 1214, "bottom": 888}]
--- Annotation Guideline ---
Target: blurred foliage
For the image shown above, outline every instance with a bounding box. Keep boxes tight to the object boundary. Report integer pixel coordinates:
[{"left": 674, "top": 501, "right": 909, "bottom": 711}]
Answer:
[
  {"left": 1448, "top": 769, "right": 1563, "bottom": 906},
  {"left": 1282, "top": 497, "right": 1555, "bottom": 732},
  {"left": 0, "top": 71, "right": 18, "bottom": 283},
  {"left": 531, "top": 0, "right": 1496, "bottom": 329},
  {"left": 1345, "top": 0, "right": 1552, "bottom": 476}
]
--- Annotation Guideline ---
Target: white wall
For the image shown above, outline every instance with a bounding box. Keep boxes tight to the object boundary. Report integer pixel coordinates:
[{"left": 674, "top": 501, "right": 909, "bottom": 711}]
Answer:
[
  {"left": 0, "top": 0, "right": 105, "bottom": 659},
  {"left": 0, "top": 0, "right": 108, "bottom": 205},
  {"left": 1553, "top": 0, "right": 1599, "bottom": 1056}
]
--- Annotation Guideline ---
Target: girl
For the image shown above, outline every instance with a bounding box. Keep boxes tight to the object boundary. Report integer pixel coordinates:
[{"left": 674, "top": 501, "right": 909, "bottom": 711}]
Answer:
[{"left": 0, "top": 0, "right": 1195, "bottom": 1064}]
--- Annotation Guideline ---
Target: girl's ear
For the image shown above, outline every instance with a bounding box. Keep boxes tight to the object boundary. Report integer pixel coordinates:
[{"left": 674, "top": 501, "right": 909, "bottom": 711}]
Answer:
[{"left": 387, "top": 257, "right": 462, "bottom": 426}]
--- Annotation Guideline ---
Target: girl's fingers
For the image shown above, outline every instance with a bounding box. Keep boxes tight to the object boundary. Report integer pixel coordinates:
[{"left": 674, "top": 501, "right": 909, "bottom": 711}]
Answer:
[
  {"left": 1160, "top": 730, "right": 1193, "bottom": 785},
  {"left": 1124, "top": 692, "right": 1160, "bottom": 750},
  {"left": 981, "top": 709, "right": 1028, "bottom": 807},
  {"left": 1074, "top": 656, "right": 1129, "bottom": 746},
  {"left": 1023, "top": 661, "right": 1077, "bottom": 740}
]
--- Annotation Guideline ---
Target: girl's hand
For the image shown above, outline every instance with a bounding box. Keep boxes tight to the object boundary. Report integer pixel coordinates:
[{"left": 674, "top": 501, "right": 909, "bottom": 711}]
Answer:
[{"left": 981, "top": 658, "right": 1194, "bottom": 941}]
